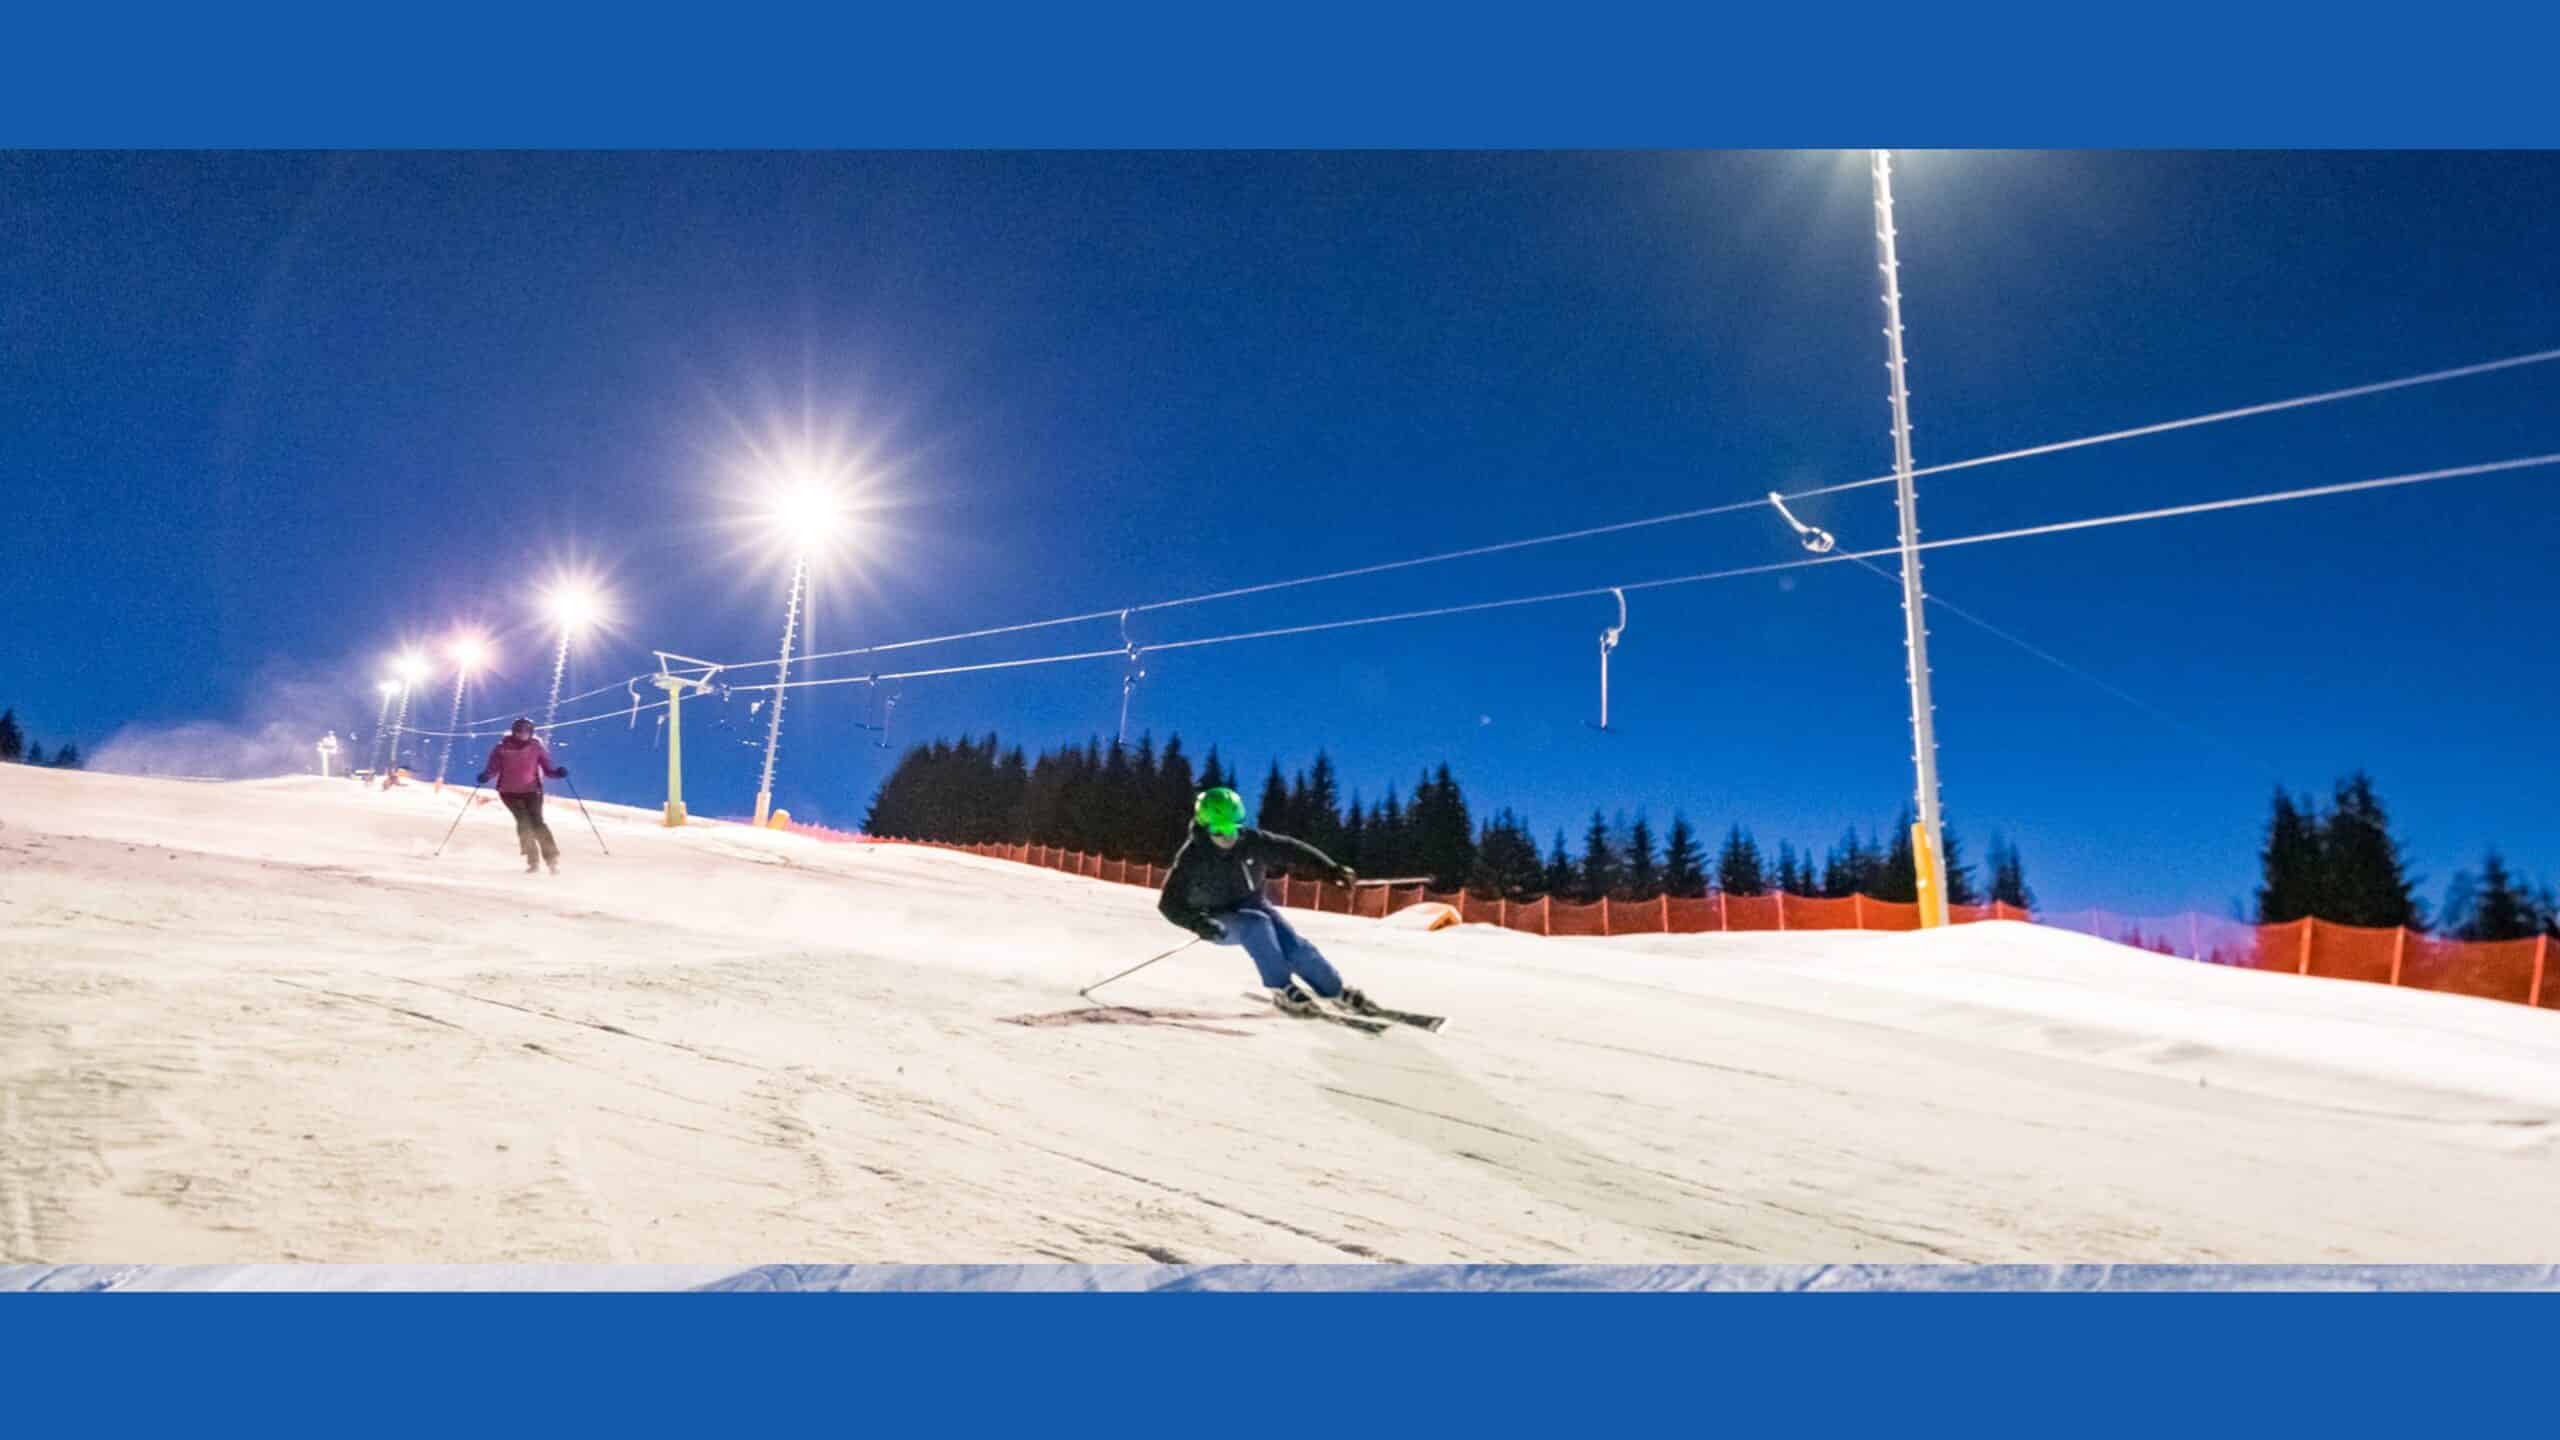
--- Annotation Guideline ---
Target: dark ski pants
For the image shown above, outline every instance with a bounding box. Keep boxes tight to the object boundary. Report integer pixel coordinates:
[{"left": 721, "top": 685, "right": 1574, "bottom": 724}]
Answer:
[
  {"left": 1210, "top": 902, "right": 1344, "bottom": 997},
  {"left": 500, "top": 789, "right": 559, "bottom": 864}
]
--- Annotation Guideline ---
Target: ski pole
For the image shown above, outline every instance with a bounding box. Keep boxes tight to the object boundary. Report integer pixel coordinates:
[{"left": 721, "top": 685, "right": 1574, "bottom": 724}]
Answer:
[
  {"left": 432, "top": 783, "right": 485, "bottom": 857},
  {"left": 561, "top": 774, "right": 610, "bottom": 856},
  {"left": 1078, "top": 938, "right": 1199, "bottom": 1001}
]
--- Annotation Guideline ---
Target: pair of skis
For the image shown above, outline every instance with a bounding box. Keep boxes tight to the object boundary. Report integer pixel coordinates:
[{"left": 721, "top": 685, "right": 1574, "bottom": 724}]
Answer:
[{"left": 1246, "top": 977, "right": 1446, "bottom": 1035}]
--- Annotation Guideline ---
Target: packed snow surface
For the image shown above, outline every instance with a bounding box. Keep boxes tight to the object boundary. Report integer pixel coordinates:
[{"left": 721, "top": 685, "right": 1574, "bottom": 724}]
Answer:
[{"left": 4, "top": 767, "right": 2556, "bottom": 1265}]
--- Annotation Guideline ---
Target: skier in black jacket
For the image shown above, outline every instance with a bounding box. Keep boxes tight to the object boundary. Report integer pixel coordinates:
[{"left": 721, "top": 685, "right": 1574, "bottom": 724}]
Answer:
[{"left": 1158, "top": 786, "right": 1372, "bottom": 1016}]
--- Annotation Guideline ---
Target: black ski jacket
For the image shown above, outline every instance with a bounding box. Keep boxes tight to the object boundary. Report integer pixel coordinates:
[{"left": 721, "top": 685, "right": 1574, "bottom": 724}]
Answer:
[{"left": 1157, "top": 825, "right": 1343, "bottom": 937}]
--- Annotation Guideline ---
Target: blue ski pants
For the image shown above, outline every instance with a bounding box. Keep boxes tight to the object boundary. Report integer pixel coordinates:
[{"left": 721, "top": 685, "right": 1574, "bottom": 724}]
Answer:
[{"left": 1210, "top": 902, "right": 1344, "bottom": 997}]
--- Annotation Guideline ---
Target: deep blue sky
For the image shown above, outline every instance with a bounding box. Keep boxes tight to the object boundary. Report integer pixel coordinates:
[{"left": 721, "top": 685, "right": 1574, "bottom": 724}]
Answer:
[{"left": 5, "top": 151, "right": 2556, "bottom": 916}]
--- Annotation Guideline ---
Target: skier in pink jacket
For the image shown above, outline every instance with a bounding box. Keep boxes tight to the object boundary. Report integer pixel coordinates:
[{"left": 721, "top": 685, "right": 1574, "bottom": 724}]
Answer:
[{"left": 477, "top": 718, "right": 568, "bottom": 873}]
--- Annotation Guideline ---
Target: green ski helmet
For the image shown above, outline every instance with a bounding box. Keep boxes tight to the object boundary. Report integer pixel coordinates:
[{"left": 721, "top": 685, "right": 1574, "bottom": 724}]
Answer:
[{"left": 1194, "top": 786, "right": 1246, "bottom": 837}]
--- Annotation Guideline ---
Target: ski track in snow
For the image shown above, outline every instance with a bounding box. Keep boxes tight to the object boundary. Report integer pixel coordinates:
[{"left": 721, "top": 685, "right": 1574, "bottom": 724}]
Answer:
[{"left": 4, "top": 765, "right": 2560, "bottom": 1270}]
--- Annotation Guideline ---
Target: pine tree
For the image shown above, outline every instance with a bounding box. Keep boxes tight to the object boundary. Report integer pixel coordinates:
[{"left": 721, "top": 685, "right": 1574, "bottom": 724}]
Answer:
[
  {"left": 23, "top": 741, "right": 44, "bottom": 767},
  {"left": 1340, "top": 796, "right": 1368, "bottom": 871},
  {"left": 1371, "top": 788, "right": 1410, "bottom": 880},
  {"left": 1543, "top": 830, "right": 1577, "bottom": 898},
  {"left": 1624, "top": 816, "right": 1660, "bottom": 900},
  {"left": 1302, "top": 752, "right": 1344, "bottom": 858},
  {"left": 1156, "top": 734, "right": 1196, "bottom": 844},
  {"left": 2321, "top": 772, "right": 2420, "bottom": 929},
  {"left": 1716, "top": 825, "right": 1767, "bottom": 895},
  {"left": 0, "top": 708, "right": 21, "bottom": 763},
  {"left": 1257, "top": 762, "right": 1292, "bottom": 837},
  {"left": 1099, "top": 738, "right": 1136, "bottom": 857},
  {"left": 2446, "top": 851, "right": 2538, "bottom": 941},
  {"left": 1154, "top": 747, "right": 1192, "bottom": 854},
  {"left": 48, "top": 743, "right": 81, "bottom": 770},
  {"left": 1941, "top": 825, "right": 1980, "bottom": 907},
  {"left": 1467, "top": 809, "right": 1544, "bottom": 898},
  {"left": 1663, "top": 815, "right": 1707, "bottom": 898},
  {"left": 1129, "top": 733, "right": 1160, "bottom": 852},
  {"left": 1872, "top": 809, "right": 1919, "bottom": 904},
  {"left": 1076, "top": 738, "right": 1106, "bottom": 850},
  {"left": 1199, "top": 747, "right": 1227, "bottom": 792},
  {"left": 1411, "top": 764, "right": 1477, "bottom": 888},
  {"left": 1987, "top": 834, "right": 2035, "bottom": 911},
  {"left": 1821, "top": 829, "right": 1876, "bottom": 899},
  {"left": 2255, "top": 788, "right": 2323, "bottom": 924},
  {"left": 1578, "top": 811, "right": 1620, "bottom": 903},
  {"left": 1774, "top": 840, "right": 1805, "bottom": 896},
  {"left": 997, "top": 745, "right": 1031, "bottom": 842}
]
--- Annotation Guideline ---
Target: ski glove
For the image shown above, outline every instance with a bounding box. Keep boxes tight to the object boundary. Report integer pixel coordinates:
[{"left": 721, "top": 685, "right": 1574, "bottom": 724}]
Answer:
[
  {"left": 548, "top": 767, "right": 568, "bottom": 779},
  {"left": 1332, "top": 866, "right": 1359, "bottom": 888},
  {"left": 475, "top": 771, "right": 493, "bottom": 785},
  {"left": 1191, "top": 918, "right": 1225, "bottom": 942}
]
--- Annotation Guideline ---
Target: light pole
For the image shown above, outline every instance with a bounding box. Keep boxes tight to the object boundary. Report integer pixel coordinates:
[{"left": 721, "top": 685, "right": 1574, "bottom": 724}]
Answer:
[
  {"left": 543, "top": 580, "right": 602, "bottom": 733},
  {"left": 385, "top": 653, "right": 428, "bottom": 784},
  {"left": 435, "top": 635, "right": 487, "bottom": 791},
  {"left": 756, "top": 551, "right": 808, "bottom": 828},
  {"left": 1870, "top": 149, "right": 1950, "bottom": 927},
  {"left": 317, "top": 732, "right": 340, "bottom": 778},
  {"left": 369, "top": 678, "right": 398, "bottom": 775},
  {"left": 753, "top": 478, "right": 848, "bottom": 828}
]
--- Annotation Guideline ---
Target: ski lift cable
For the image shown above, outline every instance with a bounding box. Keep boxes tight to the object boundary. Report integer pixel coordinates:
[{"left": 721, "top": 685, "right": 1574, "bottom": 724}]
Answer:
[
  {"left": 413, "top": 452, "right": 2560, "bottom": 721},
  {"left": 1125, "top": 451, "right": 2560, "bottom": 658},
  {"left": 408, "top": 344, "right": 2558, "bottom": 725},
  {"left": 734, "top": 343, "right": 2560, "bottom": 677},
  {"left": 1834, "top": 550, "right": 2288, "bottom": 779}
]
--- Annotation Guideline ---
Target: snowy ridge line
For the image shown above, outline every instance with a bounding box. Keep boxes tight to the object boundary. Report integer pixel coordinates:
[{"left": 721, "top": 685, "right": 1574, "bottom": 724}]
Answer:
[
  {"left": 911, "top": 838, "right": 2560, "bottom": 1016},
  {"left": 10, "top": 1264, "right": 2560, "bottom": 1293}
]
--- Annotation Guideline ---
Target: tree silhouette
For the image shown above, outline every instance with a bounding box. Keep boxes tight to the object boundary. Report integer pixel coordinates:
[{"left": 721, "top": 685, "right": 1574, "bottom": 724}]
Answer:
[
  {"left": 1578, "top": 811, "right": 1620, "bottom": 903},
  {"left": 2255, "top": 788, "right": 2323, "bottom": 924},
  {"left": 1662, "top": 815, "right": 1706, "bottom": 898},
  {"left": 1624, "top": 816, "right": 1660, "bottom": 900},
  {"left": 1717, "top": 825, "right": 1767, "bottom": 896},
  {"left": 1469, "top": 810, "right": 1542, "bottom": 898},
  {"left": 1543, "top": 830, "right": 1577, "bottom": 898}
]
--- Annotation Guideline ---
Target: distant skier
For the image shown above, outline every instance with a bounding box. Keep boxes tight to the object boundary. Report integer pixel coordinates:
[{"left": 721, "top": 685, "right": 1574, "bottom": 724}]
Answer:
[
  {"left": 1157, "top": 786, "right": 1375, "bottom": 1017},
  {"left": 476, "top": 718, "right": 568, "bottom": 874}
]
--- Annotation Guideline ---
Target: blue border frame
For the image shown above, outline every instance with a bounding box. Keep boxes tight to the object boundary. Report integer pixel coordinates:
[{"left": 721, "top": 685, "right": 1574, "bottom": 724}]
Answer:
[
  {"left": 7, "top": 1289, "right": 2551, "bottom": 1432},
  {"left": 9, "top": 8, "right": 2560, "bottom": 146},
  {"left": 11, "top": 15, "right": 2560, "bottom": 1434}
]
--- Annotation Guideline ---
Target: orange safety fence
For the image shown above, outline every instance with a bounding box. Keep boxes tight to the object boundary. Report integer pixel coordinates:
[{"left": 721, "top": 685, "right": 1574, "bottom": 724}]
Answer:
[
  {"left": 2048, "top": 908, "right": 2554, "bottom": 1010},
  {"left": 805, "top": 828, "right": 2557, "bottom": 1016}
]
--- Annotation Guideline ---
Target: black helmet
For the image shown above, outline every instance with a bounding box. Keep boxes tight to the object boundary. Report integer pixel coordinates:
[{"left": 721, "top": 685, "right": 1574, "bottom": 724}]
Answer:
[{"left": 509, "top": 717, "right": 536, "bottom": 736}]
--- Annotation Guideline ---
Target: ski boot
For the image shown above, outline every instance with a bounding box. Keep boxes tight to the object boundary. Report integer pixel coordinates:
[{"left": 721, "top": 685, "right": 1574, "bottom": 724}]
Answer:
[{"left": 1270, "top": 982, "right": 1322, "bottom": 1017}]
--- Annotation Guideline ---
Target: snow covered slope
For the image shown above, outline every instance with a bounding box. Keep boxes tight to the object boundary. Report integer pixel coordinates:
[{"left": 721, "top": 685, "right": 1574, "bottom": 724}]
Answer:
[{"left": 4, "top": 765, "right": 2557, "bottom": 1265}]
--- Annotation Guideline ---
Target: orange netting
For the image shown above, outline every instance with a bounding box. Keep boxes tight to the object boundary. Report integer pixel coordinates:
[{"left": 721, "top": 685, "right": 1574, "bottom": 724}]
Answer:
[
  {"left": 2402, "top": 934, "right": 2541, "bottom": 1006},
  {"left": 1722, "top": 893, "right": 1783, "bottom": 931},
  {"left": 1780, "top": 895, "right": 1861, "bottom": 931},
  {"left": 1545, "top": 899, "right": 1609, "bottom": 937},
  {"left": 1503, "top": 898, "right": 1552, "bottom": 936}
]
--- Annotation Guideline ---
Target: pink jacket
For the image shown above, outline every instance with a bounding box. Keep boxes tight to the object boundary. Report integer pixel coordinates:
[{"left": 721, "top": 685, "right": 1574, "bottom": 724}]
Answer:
[{"left": 479, "top": 736, "right": 559, "bottom": 794}]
